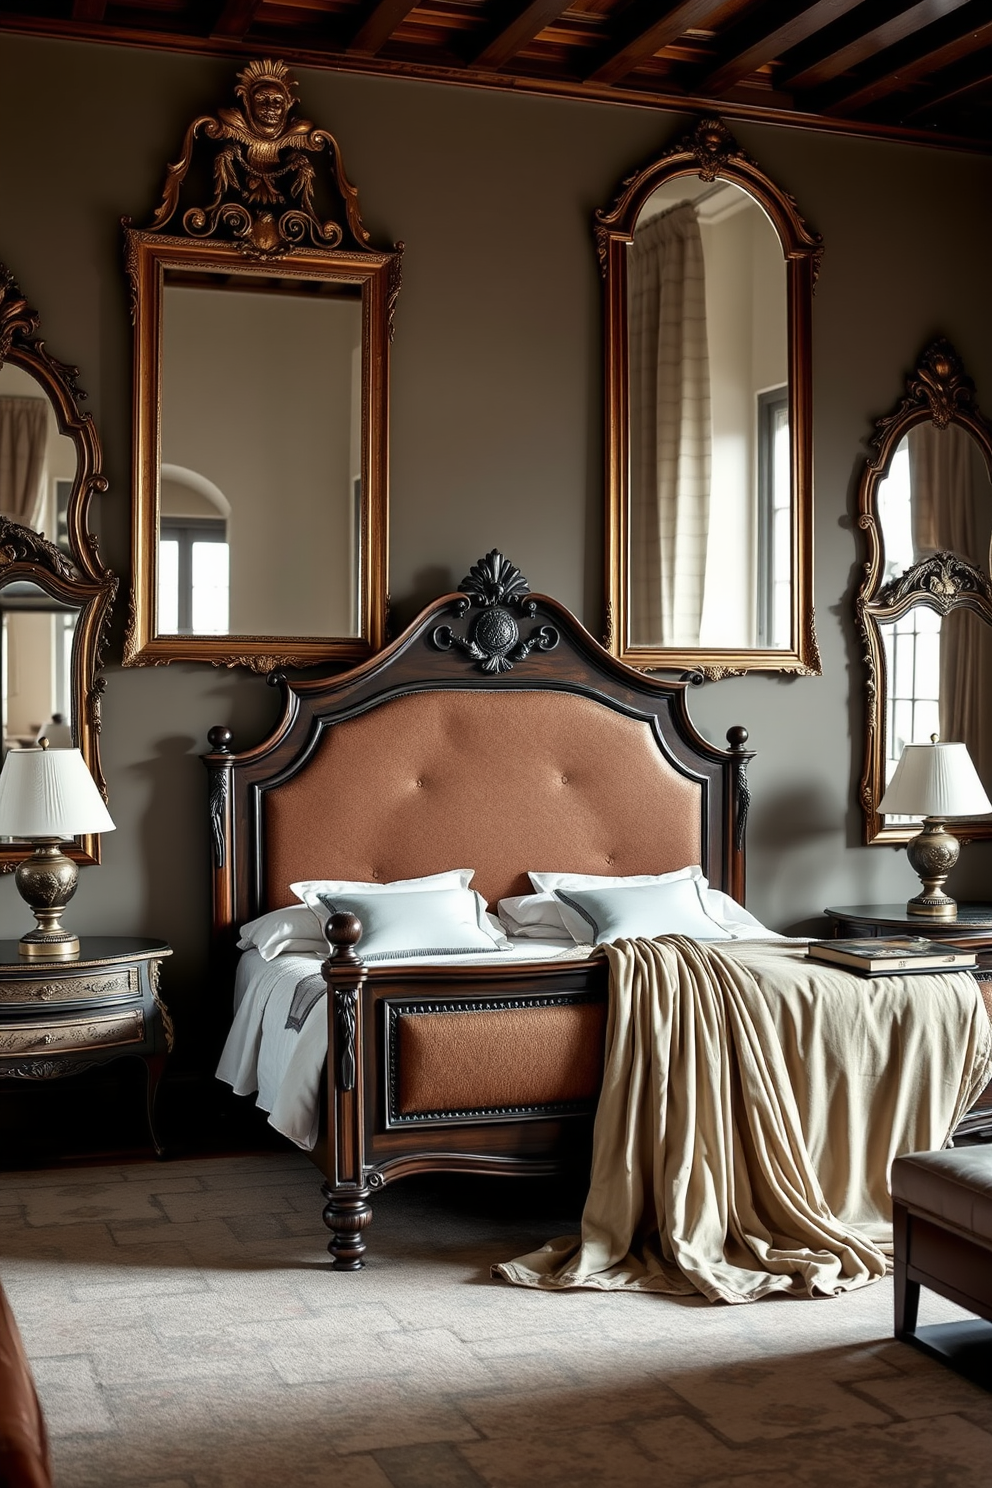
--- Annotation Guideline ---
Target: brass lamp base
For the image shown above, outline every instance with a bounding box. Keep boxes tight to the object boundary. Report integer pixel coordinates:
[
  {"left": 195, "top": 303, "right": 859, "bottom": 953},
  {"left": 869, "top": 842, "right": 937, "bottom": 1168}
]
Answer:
[
  {"left": 14, "top": 839, "right": 80, "bottom": 960},
  {"left": 905, "top": 817, "right": 960, "bottom": 920}
]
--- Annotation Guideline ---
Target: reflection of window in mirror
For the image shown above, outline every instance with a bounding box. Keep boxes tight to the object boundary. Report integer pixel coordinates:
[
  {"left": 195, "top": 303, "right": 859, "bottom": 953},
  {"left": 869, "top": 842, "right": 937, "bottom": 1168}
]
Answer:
[
  {"left": 159, "top": 272, "right": 363, "bottom": 640},
  {"left": 159, "top": 516, "right": 229, "bottom": 635},
  {"left": 628, "top": 177, "right": 788, "bottom": 650},
  {"left": 54, "top": 477, "right": 72, "bottom": 554}
]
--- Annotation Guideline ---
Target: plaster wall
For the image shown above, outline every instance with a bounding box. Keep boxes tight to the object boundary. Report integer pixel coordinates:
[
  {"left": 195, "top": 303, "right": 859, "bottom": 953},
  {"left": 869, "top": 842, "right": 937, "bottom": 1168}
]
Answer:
[{"left": 1, "top": 33, "right": 991, "bottom": 1044}]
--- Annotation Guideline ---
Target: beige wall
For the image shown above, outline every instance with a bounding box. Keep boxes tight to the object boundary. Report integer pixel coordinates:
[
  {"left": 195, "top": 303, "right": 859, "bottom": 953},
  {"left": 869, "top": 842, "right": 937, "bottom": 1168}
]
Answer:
[{"left": 1, "top": 32, "right": 992, "bottom": 1042}]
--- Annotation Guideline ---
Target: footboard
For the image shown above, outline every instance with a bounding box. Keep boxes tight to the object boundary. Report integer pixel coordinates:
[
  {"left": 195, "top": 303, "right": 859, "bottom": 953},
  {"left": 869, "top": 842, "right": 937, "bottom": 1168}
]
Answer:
[{"left": 319, "top": 913, "right": 608, "bottom": 1269}]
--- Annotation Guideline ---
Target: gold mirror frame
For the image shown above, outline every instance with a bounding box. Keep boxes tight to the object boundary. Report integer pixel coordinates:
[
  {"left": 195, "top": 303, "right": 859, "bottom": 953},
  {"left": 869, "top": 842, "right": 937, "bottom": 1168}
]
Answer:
[
  {"left": 122, "top": 59, "right": 400, "bottom": 672},
  {"left": 858, "top": 340, "right": 992, "bottom": 845},
  {"left": 597, "top": 117, "right": 822, "bottom": 678},
  {"left": 0, "top": 265, "right": 117, "bottom": 866}
]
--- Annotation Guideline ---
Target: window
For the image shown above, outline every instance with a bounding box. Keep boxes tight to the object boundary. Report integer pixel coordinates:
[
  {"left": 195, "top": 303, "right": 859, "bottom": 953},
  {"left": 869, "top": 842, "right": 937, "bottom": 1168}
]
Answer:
[
  {"left": 756, "top": 387, "right": 790, "bottom": 648},
  {"left": 158, "top": 517, "right": 229, "bottom": 635}
]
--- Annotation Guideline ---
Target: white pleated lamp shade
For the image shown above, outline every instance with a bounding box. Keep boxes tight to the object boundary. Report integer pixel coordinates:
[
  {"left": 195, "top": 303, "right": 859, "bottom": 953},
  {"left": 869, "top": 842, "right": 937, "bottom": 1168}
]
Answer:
[
  {"left": 0, "top": 747, "right": 115, "bottom": 838},
  {"left": 879, "top": 740, "right": 992, "bottom": 819}
]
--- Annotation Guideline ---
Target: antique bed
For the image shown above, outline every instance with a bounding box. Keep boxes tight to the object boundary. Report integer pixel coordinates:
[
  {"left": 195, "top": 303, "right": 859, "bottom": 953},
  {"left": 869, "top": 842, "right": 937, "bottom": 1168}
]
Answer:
[{"left": 205, "top": 552, "right": 754, "bottom": 1268}]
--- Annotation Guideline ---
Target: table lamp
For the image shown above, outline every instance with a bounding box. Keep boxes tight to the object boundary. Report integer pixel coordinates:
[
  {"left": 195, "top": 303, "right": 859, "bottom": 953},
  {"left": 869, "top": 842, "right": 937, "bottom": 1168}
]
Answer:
[
  {"left": 0, "top": 740, "right": 115, "bottom": 958},
  {"left": 878, "top": 736, "right": 992, "bottom": 919}
]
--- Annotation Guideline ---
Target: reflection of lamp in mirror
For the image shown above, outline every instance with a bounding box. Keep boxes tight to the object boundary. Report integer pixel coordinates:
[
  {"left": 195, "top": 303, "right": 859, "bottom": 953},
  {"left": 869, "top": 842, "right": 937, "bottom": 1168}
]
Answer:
[
  {"left": 0, "top": 741, "right": 115, "bottom": 958},
  {"left": 879, "top": 737, "right": 992, "bottom": 918}
]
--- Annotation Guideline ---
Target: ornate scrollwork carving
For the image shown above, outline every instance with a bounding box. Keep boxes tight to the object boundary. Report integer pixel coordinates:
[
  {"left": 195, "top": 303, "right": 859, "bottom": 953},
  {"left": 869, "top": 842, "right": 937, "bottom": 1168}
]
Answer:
[
  {"left": 0, "top": 515, "right": 75, "bottom": 582},
  {"left": 0, "top": 265, "right": 40, "bottom": 361},
  {"left": 1, "top": 1057, "right": 98, "bottom": 1080},
  {"left": 135, "top": 58, "right": 372, "bottom": 260},
  {"left": 149, "top": 960, "right": 175, "bottom": 1053},
  {"left": 872, "top": 341, "right": 978, "bottom": 454},
  {"left": 876, "top": 552, "right": 992, "bottom": 612},
  {"left": 208, "top": 773, "right": 229, "bottom": 871},
  {"left": 335, "top": 987, "right": 359, "bottom": 1092},
  {"left": 431, "top": 550, "right": 560, "bottom": 674}
]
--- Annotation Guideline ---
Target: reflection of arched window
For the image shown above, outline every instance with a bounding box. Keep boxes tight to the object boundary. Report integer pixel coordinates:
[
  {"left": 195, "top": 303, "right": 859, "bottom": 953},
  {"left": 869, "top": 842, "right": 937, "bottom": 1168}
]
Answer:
[{"left": 158, "top": 466, "right": 229, "bottom": 635}]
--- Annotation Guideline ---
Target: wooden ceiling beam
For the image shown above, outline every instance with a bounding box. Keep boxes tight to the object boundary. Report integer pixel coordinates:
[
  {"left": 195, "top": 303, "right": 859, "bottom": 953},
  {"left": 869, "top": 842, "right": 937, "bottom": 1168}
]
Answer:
[
  {"left": 71, "top": 0, "right": 107, "bottom": 20},
  {"left": 348, "top": 0, "right": 419, "bottom": 56},
  {"left": 904, "top": 58, "right": 992, "bottom": 116},
  {"left": 587, "top": 0, "right": 729, "bottom": 88},
  {"left": 785, "top": 0, "right": 973, "bottom": 92},
  {"left": 470, "top": 2, "right": 570, "bottom": 72},
  {"left": 210, "top": 1, "right": 265, "bottom": 41},
  {"left": 700, "top": 0, "right": 866, "bottom": 96},
  {"left": 824, "top": 15, "right": 992, "bottom": 114}
]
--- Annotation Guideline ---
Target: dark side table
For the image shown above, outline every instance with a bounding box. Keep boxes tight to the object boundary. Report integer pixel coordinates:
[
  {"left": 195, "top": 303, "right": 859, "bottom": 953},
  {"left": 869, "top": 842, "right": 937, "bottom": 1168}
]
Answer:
[
  {"left": 0, "top": 937, "right": 173, "bottom": 1155},
  {"left": 825, "top": 906, "right": 992, "bottom": 1141}
]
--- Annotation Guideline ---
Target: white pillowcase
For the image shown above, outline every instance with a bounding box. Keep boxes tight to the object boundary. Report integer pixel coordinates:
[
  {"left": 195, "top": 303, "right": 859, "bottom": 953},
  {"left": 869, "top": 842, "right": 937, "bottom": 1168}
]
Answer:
[
  {"left": 237, "top": 905, "right": 326, "bottom": 962},
  {"left": 292, "top": 869, "right": 475, "bottom": 933},
  {"left": 313, "top": 884, "right": 507, "bottom": 963},
  {"left": 553, "top": 878, "right": 732, "bottom": 946},
  {"left": 501, "top": 867, "right": 703, "bottom": 939}
]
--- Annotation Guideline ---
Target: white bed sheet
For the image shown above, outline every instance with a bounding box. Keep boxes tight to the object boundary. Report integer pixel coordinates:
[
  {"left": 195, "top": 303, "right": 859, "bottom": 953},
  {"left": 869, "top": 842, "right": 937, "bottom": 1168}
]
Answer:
[{"left": 216, "top": 938, "right": 595, "bottom": 1150}]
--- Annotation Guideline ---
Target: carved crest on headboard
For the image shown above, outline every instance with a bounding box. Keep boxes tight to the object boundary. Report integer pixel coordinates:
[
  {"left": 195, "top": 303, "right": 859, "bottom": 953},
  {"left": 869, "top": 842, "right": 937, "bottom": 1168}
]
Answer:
[{"left": 431, "top": 550, "right": 560, "bottom": 674}]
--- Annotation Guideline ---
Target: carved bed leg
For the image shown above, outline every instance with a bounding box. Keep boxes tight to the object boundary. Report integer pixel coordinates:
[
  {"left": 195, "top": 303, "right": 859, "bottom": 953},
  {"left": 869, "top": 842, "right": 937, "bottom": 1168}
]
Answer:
[
  {"left": 321, "top": 1183, "right": 373, "bottom": 1270},
  {"left": 322, "top": 912, "right": 369, "bottom": 1269}
]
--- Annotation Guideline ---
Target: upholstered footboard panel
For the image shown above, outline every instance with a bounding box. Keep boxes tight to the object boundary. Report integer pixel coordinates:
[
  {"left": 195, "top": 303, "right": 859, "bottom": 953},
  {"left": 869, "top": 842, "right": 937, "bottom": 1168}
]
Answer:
[{"left": 386, "top": 996, "right": 608, "bottom": 1123}]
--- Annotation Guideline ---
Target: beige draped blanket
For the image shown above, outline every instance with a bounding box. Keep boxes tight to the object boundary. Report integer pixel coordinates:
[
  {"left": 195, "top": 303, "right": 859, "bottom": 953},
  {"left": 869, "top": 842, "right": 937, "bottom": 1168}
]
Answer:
[{"left": 495, "top": 938, "right": 992, "bottom": 1304}]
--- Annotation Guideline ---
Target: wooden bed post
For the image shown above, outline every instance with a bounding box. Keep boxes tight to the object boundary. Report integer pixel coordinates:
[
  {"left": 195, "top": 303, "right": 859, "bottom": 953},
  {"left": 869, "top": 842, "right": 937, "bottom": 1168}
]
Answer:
[{"left": 320, "top": 913, "right": 372, "bottom": 1270}]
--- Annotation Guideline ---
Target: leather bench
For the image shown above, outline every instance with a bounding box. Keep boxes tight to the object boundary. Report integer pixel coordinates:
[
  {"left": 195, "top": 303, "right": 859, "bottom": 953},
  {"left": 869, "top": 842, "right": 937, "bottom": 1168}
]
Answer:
[{"left": 892, "top": 1147, "right": 992, "bottom": 1383}]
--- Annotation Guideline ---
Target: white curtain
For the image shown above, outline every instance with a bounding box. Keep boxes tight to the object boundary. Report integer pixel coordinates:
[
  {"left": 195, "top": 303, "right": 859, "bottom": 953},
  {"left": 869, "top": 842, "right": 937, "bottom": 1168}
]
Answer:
[
  {"left": 908, "top": 422, "right": 992, "bottom": 785},
  {"left": 0, "top": 396, "right": 47, "bottom": 528},
  {"left": 628, "top": 203, "right": 711, "bottom": 647}
]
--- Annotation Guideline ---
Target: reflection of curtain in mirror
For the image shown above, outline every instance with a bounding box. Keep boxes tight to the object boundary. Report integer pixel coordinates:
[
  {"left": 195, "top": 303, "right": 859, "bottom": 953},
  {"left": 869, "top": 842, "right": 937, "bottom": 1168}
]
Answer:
[
  {"left": 629, "top": 203, "right": 711, "bottom": 646},
  {"left": 0, "top": 397, "right": 47, "bottom": 529},
  {"left": 908, "top": 423, "right": 992, "bottom": 789}
]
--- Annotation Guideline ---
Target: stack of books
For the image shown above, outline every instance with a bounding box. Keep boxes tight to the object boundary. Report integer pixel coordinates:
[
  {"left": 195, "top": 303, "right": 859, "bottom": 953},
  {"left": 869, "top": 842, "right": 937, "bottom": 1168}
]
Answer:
[{"left": 806, "top": 936, "right": 977, "bottom": 977}]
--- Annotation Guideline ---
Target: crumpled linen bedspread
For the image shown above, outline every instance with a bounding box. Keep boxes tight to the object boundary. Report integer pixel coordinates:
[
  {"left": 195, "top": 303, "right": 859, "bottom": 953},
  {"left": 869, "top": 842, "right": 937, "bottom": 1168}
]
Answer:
[{"left": 495, "top": 937, "right": 992, "bottom": 1305}]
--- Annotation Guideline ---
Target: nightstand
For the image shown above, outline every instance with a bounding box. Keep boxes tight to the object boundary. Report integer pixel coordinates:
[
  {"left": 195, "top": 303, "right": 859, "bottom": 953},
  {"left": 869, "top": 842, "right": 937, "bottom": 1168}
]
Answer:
[
  {"left": 825, "top": 905, "right": 992, "bottom": 1142},
  {"left": 0, "top": 937, "right": 173, "bottom": 1156}
]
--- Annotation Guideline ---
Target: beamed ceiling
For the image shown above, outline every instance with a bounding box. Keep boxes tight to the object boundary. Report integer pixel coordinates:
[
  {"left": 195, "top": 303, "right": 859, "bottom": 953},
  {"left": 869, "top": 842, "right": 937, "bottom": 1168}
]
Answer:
[{"left": 2, "top": 0, "right": 992, "bottom": 150}]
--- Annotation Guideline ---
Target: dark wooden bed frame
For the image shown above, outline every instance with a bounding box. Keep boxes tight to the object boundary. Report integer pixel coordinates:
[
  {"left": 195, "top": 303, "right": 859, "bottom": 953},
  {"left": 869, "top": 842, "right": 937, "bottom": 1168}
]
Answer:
[{"left": 204, "top": 553, "right": 752, "bottom": 1267}]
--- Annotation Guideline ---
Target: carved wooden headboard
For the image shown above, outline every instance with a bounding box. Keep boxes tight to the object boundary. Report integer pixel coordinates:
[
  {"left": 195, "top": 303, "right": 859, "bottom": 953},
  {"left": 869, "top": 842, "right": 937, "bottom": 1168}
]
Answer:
[{"left": 205, "top": 552, "right": 752, "bottom": 963}]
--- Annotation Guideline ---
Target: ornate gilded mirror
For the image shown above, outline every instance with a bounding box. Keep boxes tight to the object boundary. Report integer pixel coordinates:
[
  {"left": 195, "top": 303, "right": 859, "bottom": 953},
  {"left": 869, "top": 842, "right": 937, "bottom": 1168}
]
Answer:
[
  {"left": 0, "top": 266, "right": 117, "bottom": 865},
  {"left": 123, "top": 59, "right": 399, "bottom": 671},
  {"left": 858, "top": 341, "right": 992, "bottom": 844},
  {"left": 597, "top": 118, "right": 821, "bottom": 677}
]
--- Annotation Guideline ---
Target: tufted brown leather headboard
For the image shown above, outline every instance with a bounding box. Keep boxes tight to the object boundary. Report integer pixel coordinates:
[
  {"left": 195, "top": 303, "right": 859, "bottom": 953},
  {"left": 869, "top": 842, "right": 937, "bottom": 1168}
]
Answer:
[
  {"left": 205, "top": 562, "right": 751, "bottom": 953},
  {"left": 264, "top": 689, "right": 703, "bottom": 909}
]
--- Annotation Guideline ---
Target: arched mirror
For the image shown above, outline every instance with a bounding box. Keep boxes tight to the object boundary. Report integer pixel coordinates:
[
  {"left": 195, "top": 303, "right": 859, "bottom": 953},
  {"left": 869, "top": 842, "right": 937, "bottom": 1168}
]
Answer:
[
  {"left": 0, "top": 264, "right": 117, "bottom": 864},
  {"left": 123, "top": 59, "right": 399, "bottom": 672},
  {"left": 596, "top": 118, "right": 821, "bottom": 677},
  {"left": 858, "top": 340, "right": 992, "bottom": 843}
]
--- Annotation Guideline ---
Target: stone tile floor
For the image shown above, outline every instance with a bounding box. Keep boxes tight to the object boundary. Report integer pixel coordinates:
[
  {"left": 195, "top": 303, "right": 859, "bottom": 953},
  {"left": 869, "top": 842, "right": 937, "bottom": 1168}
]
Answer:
[{"left": 1, "top": 1151, "right": 991, "bottom": 1486}]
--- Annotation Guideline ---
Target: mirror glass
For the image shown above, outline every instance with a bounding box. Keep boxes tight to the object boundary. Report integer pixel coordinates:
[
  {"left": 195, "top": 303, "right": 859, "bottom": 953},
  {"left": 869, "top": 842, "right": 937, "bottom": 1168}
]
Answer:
[
  {"left": 158, "top": 272, "right": 363, "bottom": 639},
  {"left": 0, "top": 362, "right": 77, "bottom": 551},
  {"left": 627, "top": 178, "right": 788, "bottom": 650},
  {"left": 0, "top": 580, "right": 79, "bottom": 759},
  {"left": 874, "top": 423, "right": 992, "bottom": 820},
  {"left": 877, "top": 426, "right": 992, "bottom": 583}
]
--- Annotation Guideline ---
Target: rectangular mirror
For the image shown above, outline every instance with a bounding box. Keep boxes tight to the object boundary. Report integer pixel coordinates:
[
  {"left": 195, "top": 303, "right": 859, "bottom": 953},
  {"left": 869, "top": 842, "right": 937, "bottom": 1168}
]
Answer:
[{"left": 122, "top": 60, "right": 399, "bottom": 672}]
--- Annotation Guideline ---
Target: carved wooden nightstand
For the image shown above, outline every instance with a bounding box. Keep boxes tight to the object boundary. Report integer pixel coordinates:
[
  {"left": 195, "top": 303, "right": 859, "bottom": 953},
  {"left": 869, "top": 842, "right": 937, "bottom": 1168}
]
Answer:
[{"left": 0, "top": 937, "right": 173, "bottom": 1155}]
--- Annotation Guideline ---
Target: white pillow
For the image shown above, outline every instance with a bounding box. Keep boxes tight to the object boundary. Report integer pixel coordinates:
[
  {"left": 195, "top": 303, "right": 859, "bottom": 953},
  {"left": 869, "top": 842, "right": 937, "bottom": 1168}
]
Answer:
[
  {"left": 552, "top": 878, "right": 732, "bottom": 946},
  {"left": 292, "top": 870, "right": 475, "bottom": 932},
  {"left": 237, "top": 905, "right": 326, "bottom": 962},
  {"left": 703, "top": 887, "right": 784, "bottom": 941},
  {"left": 312, "top": 884, "right": 507, "bottom": 963},
  {"left": 507, "top": 868, "right": 703, "bottom": 939},
  {"left": 497, "top": 893, "right": 573, "bottom": 940}
]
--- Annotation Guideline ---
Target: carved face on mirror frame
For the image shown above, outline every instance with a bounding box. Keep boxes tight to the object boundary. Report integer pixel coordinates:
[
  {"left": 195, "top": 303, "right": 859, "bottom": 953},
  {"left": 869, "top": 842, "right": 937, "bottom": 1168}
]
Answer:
[
  {"left": 857, "top": 339, "right": 992, "bottom": 845},
  {"left": 122, "top": 59, "right": 400, "bottom": 672},
  {"left": 596, "top": 117, "right": 822, "bottom": 678},
  {"left": 0, "top": 264, "right": 117, "bottom": 867}
]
